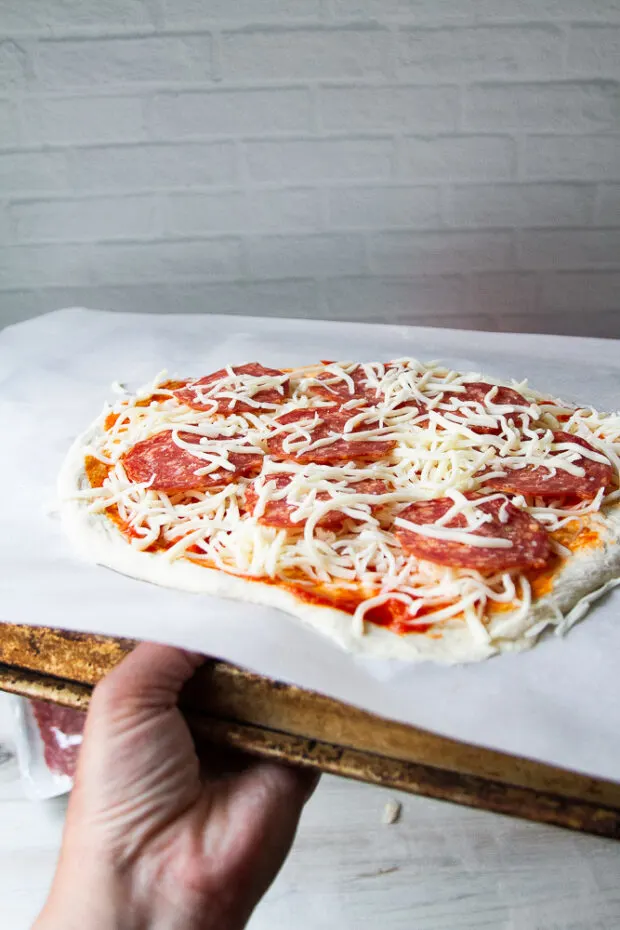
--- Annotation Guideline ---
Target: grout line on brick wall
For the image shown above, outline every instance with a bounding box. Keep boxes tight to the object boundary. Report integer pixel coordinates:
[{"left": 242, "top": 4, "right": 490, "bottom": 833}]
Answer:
[
  {"left": 3, "top": 22, "right": 354, "bottom": 45},
  {"left": 0, "top": 81, "right": 325, "bottom": 101},
  {"left": 11, "top": 224, "right": 606, "bottom": 248},
  {"left": 0, "top": 132, "right": 401, "bottom": 156},
  {"left": 7, "top": 75, "right": 615, "bottom": 102},
  {"left": 0, "top": 16, "right": 617, "bottom": 45}
]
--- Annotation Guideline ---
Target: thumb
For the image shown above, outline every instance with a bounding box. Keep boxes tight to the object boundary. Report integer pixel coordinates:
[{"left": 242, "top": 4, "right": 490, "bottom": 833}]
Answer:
[{"left": 66, "top": 643, "right": 205, "bottom": 858}]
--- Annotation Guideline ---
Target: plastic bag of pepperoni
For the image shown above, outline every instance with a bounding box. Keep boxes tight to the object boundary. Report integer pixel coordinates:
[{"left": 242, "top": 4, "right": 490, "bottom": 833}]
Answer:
[{"left": 12, "top": 697, "right": 85, "bottom": 799}]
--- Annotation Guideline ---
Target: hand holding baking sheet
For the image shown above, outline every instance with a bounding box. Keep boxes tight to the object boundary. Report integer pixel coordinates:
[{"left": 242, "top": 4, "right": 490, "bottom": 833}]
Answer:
[{"left": 33, "top": 643, "right": 316, "bottom": 930}]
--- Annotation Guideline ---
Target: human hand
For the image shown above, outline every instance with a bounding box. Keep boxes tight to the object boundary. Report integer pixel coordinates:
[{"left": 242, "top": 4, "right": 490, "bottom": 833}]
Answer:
[{"left": 34, "top": 643, "right": 317, "bottom": 930}]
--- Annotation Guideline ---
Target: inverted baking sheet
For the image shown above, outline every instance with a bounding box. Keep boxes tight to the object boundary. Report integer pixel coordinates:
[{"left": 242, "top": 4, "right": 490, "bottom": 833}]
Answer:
[
  {"left": 1, "top": 307, "right": 620, "bottom": 780},
  {"left": 3, "top": 626, "right": 620, "bottom": 839}
]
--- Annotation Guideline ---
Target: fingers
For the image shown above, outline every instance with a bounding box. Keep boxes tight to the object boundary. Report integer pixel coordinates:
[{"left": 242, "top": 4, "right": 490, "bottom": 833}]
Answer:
[
  {"left": 237, "top": 759, "right": 319, "bottom": 809},
  {"left": 91, "top": 642, "right": 205, "bottom": 714},
  {"left": 68, "top": 644, "right": 206, "bottom": 857},
  {"left": 196, "top": 741, "right": 320, "bottom": 801},
  {"left": 204, "top": 759, "right": 318, "bottom": 927}
]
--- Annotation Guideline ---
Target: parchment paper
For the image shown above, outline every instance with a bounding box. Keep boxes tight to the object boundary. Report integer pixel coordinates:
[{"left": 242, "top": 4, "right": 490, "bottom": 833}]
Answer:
[{"left": 2, "top": 308, "right": 620, "bottom": 781}]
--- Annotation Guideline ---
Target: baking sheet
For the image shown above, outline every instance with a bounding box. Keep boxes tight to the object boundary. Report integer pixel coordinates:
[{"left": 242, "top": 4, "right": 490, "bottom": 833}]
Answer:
[{"left": 2, "top": 307, "right": 620, "bottom": 781}]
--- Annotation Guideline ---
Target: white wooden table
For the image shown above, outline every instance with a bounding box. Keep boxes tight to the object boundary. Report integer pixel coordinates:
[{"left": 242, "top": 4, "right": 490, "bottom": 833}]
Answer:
[{"left": 1, "top": 693, "right": 619, "bottom": 930}]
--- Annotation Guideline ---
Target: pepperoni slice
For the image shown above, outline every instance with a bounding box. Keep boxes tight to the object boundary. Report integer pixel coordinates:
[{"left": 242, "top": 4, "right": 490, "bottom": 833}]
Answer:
[
  {"left": 394, "top": 494, "right": 550, "bottom": 571},
  {"left": 246, "top": 475, "right": 343, "bottom": 529},
  {"left": 427, "top": 381, "right": 532, "bottom": 435},
  {"left": 245, "top": 475, "right": 388, "bottom": 529},
  {"left": 307, "top": 365, "right": 387, "bottom": 405},
  {"left": 266, "top": 408, "right": 396, "bottom": 465},
  {"left": 175, "top": 363, "right": 288, "bottom": 414},
  {"left": 308, "top": 363, "right": 431, "bottom": 418},
  {"left": 482, "top": 431, "right": 614, "bottom": 500},
  {"left": 123, "top": 431, "right": 263, "bottom": 492}
]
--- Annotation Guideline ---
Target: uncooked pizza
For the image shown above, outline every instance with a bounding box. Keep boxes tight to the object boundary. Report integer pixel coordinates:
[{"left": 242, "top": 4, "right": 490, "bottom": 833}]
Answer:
[{"left": 58, "top": 359, "right": 620, "bottom": 663}]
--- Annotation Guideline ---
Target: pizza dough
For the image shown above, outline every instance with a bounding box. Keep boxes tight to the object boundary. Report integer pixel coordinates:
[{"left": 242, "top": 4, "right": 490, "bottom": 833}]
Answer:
[{"left": 58, "top": 358, "right": 620, "bottom": 665}]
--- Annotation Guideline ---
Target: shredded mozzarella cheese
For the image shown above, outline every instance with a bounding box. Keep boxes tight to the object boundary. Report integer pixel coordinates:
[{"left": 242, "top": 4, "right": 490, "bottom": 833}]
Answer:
[{"left": 68, "top": 358, "right": 620, "bottom": 640}]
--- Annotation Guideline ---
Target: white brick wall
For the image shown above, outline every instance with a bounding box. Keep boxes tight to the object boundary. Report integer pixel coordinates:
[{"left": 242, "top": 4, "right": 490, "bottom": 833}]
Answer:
[{"left": 0, "top": 0, "right": 619, "bottom": 336}]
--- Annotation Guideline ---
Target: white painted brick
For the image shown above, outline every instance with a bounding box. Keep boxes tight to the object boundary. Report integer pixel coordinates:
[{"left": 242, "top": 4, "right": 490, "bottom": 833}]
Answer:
[
  {"left": 20, "top": 96, "right": 146, "bottom": 145},
  {"left": 397, "top": 26, "right": 564, "bottom": 81},
  {"left": 595, "top": 185, "right": 620, "bottom": 225},
  {"left": 163, "top": 189, "right": 320, "bottom": 235},
  {"left": 327, "top": 185, "right": 440, "bottom": 228},
  {"left": 0, "top": 286, "right": 170, "bottom": 322},
  {"left": 468, "top": 272, "right": 539, "bottom": 315},
  {"left": 245, "top": 138, "right": 393, "bottom": 182},
  {"left": 399, "top": 136, "right": 515, "bottom": 181},
  {"left": 324, "top": 274, "right": 464, "bottom": 319},
  {"left": 332, "top": 0, "right": 620, "bottom": 21},
  {"left": 473, "top": 0, "right": 620, "bottom": 21},
  {"left": 497, "top": 311, "right": 620, "bottom": 338},
  {"left": 169, "top": 280, "right": 320, "bottom": 317},
  {"left": 523, "top": 135, "right": 620, "bottom": 181},
  {"left": 0, "top": 245, "right": 96, "bottom": 288},
  {"left": 69, "top": 142, "right": 236, "bottom": 192},
  {"left": 0, "top": 205, "right": 9, "bottom": 244},
  {"left": 0, "top": 280, "right": 320, "bottom": 321},
  {"left": 246, "top": 234, "right": 365, "bottom": 279},
  {"left": 331, "top": 1, "right": 473, "bottom": 22},
  {"left": 0, "top": 239, "right": 242, "bottom": 289},
  {"left": 88, "top": 240, "right": 243, "bottom": 285},
  {"left": 0, "top": 40, "right": 28, "bottom": 86},
  {"left": 0, "top": 151, "right": 69, "bottom": 195},
  {"left": 466, "top": 82, "right": 620, "bottom": 132},
  {"left": 35, "top": 35, "right": 214, "bottom": 88},
  {"left": 0, "top": 101, "right": 18, "bottom": 146},
  {"left": 540, "top": 272, "right": 620, "bottom": 311},
  {"left": 162, "top": 0, "right": 322, "bottom": 25},
  {"left": 369, "top": 230, "right": 513, "bottom": 274},
  {"left": 149, "top": 89, "right": 312, "bottom": 139},
  {"left": 10, "top": 195, "right": 161, "bottom": 243},
  {"left": 0, "top": 2, "right": 617, "bottom": 338},
  {"left": 221, "top": 27, "right": 389, "bottom": 81},
  {"left": 320, "top": 85, "right": 458, "bottom": 132},
  {"left": 568, "top": 27, "right": 620, "bottom": 76},
  {"left": 0, "top": 0, "right": 152, "bottom": 32},
  {"left": 519, "top": 229, "right": 620, "bottom": 269},
  {"left": 449, "top": 183, "right": 593, "bottom": 228}
]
